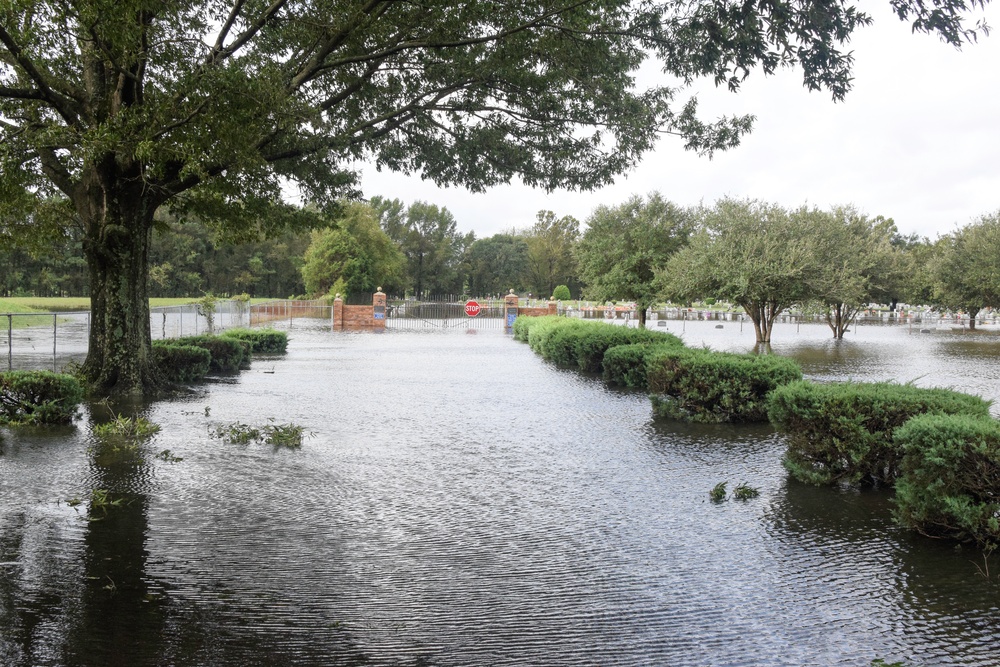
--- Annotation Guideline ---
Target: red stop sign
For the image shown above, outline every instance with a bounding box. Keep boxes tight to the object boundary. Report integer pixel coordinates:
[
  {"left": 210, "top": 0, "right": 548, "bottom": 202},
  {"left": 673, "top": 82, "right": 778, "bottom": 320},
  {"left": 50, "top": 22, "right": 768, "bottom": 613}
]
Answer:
[{"left": 465, "top": 300, "right": 481, "bottom": 317}]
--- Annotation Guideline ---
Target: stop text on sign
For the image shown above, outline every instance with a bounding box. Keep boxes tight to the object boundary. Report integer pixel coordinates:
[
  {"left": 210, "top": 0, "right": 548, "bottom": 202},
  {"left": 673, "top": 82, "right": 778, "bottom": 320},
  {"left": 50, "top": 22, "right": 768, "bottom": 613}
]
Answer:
[{"left": 465, "top": 300, "right": 481, "bottom": 317}]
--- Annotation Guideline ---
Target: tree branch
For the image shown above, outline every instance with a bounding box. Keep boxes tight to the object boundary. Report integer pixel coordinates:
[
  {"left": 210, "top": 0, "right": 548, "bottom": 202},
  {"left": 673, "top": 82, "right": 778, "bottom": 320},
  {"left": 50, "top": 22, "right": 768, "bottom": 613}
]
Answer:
[{"left": 0, "top": 23, "right": 79, "bottom": 125}]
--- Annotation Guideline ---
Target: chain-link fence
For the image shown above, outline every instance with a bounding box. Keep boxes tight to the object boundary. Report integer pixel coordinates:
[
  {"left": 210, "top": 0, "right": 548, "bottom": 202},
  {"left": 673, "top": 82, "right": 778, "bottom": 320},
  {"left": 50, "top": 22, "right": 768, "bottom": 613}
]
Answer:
[{"left": 2, "top": 299, "right": 254, "bottom": 372}]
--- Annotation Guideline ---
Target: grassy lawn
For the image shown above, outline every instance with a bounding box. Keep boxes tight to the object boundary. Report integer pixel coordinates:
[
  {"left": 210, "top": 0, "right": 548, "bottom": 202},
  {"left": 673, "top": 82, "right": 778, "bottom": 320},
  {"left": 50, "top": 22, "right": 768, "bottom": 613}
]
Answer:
[
  {"left": 2, "top": 296, "right": 275, "bottom": 313},
  {"left": 2, "top": 296, "right": 202, "bottom": 311}
]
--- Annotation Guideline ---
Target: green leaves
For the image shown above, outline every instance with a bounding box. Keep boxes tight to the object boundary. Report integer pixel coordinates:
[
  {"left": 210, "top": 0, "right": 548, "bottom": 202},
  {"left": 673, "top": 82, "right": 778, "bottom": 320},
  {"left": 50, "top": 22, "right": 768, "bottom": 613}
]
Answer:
[{"left": 577, "top": 192, "right": 692, "bottom": 322}]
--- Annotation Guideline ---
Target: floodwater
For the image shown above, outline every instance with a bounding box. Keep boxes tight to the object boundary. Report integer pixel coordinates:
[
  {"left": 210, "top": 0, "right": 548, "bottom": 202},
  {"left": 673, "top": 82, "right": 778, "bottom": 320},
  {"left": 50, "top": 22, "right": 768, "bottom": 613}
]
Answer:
[{"left": 1, "top": 320, "right": 999, "bottom": 666}]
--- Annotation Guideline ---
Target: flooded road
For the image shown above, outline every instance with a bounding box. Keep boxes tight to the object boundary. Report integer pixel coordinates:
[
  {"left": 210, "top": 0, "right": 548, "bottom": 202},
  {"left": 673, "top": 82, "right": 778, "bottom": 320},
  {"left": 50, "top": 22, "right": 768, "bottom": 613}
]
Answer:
[{"left": 2, "top": 321, "right": 999, "bottom": 666}]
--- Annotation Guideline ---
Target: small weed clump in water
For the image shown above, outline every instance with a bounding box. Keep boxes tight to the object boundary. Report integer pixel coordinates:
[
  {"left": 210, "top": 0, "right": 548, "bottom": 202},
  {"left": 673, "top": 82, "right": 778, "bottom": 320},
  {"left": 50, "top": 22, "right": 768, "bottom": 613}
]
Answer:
[
  {"left": 710, "top": 481, "right": 760, "bottom": 502},
  {"left": 156, "top": 449, "right": 183, "bottom": 463},
  {"left": 212, "top": 420, "right": 305, "bottom": 448},
  {"left": 88, "top": 488, "right": 125, "bottom": 520},
  {"left": 90, "top": 412, "right": 161, "bottom": 464},
  {"left": 94, "top": 415, "right": 161, "bottom": 440},
  {"left": 732, "top": 482, "right": 760, "bottom": 500},
  {"left": 709, "top": 482, "right": 728, "bottom": 502}
]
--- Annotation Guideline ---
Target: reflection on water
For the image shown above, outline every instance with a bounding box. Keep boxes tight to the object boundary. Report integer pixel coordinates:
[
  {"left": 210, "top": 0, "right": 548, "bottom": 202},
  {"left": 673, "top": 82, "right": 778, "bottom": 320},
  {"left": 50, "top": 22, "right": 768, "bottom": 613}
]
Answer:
[{"left": 1, "top": 322, "right": 999, "bottom": 666}]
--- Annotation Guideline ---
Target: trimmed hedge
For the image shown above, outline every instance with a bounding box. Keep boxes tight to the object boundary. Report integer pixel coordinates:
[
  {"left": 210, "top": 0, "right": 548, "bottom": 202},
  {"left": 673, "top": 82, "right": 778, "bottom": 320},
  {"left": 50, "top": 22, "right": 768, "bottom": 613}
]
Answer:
[
  {"left": 515, "top": 316, "right": 683, "bottom": 375},
  {"left": 221, "top": 327, "right": 288, "bottom": 354},
  {"left": 153, "top": 344, "right": 212, "bottom": 382},
  {"left": 768, "top": 380, "right": 992, "bottom": 487},
  {"left": 573, "top": 324, "right": 681, "bottom": 373},
  {"left": 648, "top": 348, "right": 802, "bottom": 423},
  {"left": 155, "top": 335, "right": 247, "bottom": 372},
  {"left": 604, "top": 343, "right": 678, "bottom": 389},
  {"left": 893, "top": 413, "right": 1000, "bottom": 547},
  {"left": 0, "top": 370, "right": 83, "bottom": 425}
]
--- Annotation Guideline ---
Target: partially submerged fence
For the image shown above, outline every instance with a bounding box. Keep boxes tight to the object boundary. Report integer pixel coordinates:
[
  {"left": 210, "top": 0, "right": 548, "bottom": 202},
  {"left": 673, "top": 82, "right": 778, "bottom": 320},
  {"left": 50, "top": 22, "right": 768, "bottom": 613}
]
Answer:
[
  {"left": 4, "top": 299, "right": 997, "bottom": 372},
  {"left": 250, "top": 299, "right": 332, "bottom": 327},
  {"left": 2, "top": 299, "right": 253, "bottom": 372}
]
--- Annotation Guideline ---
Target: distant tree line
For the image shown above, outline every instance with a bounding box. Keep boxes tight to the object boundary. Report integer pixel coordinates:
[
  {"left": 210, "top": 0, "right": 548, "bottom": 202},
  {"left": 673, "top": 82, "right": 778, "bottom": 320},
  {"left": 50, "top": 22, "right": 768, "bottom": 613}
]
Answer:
[{"left": 4, "top": 195, "right": 999, "bottom": 339}]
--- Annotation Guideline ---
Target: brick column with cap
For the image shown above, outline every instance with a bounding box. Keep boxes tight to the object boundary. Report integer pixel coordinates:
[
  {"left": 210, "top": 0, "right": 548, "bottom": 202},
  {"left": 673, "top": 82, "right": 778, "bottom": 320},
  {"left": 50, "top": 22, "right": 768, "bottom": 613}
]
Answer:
[
  {"left": 504, "top": 289, "right": 519, "bottom": 332},
  {"left": 332, "top": 295, "right": 344, "bottom": 331},
  {"left": 373, "top": 288, "right": 386, "bottom": 330}
]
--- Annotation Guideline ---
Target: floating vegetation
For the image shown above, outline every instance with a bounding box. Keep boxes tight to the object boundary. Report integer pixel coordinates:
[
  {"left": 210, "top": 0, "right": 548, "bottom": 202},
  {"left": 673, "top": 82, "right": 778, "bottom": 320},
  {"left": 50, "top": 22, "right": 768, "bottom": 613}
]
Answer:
[
  {"left": 212, "top": 421, "right": 261, "bottom": 445},
  {"left": 732, "top": 482, "right": 761, "bottom": 500},
  {"left": 93, "top": 414, "right": 161, "bottom": 440},
  {"left": 156, "top": 449, "right": 183, "bottom": 463},
  {"left": 90, "top": 413, "right": 161, "bottom": 464},
  {"left": 88, "top": 488, "right": 125, "bottom": 520},
  {"left": 710, "top": 481, "right": 761, "bottom": 502},
  {"left": 709, "top": 481, "right": 728, "bottom": 502},
  {"left": 211, "top": 419, "right": 306, "bottom": 449}
]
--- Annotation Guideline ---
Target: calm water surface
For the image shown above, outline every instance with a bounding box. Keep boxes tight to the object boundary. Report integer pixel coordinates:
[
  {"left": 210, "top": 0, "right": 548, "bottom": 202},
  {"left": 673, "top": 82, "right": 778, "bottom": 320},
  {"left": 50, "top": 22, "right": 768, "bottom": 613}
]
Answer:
[{"left": 1, "top": 320, "right": 999, "bottom": 666}]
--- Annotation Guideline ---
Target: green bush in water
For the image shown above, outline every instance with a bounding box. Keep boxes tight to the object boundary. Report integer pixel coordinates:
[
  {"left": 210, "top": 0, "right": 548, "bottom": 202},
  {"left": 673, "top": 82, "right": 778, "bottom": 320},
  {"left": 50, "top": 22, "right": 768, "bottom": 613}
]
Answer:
[
  {"left": 648, "top": 348, "right": 802, "bottom": 423},
  {"left": 152, "top": 344, "right": 212, "bottom": 383},
  {"left": 603, "top": 342, "right": 680, "bottom": 389},
  {"left": 155, "top": 335, "right": 246, "bottom": 372},
  {"left": 0, "top": 370, "right": 83, "bottom": 425},
  {"left": 768, "top": 380, "right": 991, "bottom": 487},
  {"left": 893, "top": 413, "right": 1000, "bottom": 548},
  {"left": 221, "top": 327, "right": 288, "bottom": 354}
]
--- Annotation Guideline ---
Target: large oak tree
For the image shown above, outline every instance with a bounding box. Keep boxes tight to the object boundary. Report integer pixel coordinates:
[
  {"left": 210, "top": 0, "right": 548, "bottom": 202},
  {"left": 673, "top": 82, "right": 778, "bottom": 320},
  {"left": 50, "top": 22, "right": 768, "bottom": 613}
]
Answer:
[
  {"left": 932, "top": 211, "right": 1000, "bottom": 330},
  {"left": 1, "top": 0, "right": 989, "bottom": 394}
]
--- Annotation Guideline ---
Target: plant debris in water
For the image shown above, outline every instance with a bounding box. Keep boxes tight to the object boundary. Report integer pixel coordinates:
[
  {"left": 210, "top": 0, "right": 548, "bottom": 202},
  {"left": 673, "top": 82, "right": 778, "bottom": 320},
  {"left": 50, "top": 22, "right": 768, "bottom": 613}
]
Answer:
[
  {"left": 211, "top": 419, "right": 305, "bottom": 448},
  {"left": 732, "top": 482, "right": 760, "bottom": 500},
  {"left": 709, "top": 481, "right": 728, "bottom": 502},
  {"left": 710, "top": 481, "right": 760, "bottom": 502}
]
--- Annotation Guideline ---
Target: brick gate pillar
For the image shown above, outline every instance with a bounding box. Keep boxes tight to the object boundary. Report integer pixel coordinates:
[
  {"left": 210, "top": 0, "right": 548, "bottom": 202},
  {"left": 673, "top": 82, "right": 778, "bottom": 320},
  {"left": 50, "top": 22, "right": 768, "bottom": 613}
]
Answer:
[
  {"left": 373, "top": 288, "right": 387, "bottom": 330},
  {"left": 504, "top": 289, "right": 519, "bottom": 332},
  {"left": 332, "top": 295, "right": 344, "bottom": 331}
]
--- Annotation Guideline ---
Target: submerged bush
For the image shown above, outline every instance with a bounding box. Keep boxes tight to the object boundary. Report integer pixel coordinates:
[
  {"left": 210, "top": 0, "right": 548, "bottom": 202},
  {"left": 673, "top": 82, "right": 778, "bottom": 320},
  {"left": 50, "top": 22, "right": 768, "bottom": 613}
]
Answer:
[
  {"left": 648, "top": 349, "right": 802, "bottom": 423},
  {"left": 0, "top": 370, "right": 83, "bottom": 425},
  {"left": 603, "top": 343, "right": 680, "bottom": 389},
  {"left": 768, "top": 380, "right": 991, "bottom": 487},
  {"left": 155, "top": 335, "right": 246, "bottom": 373},
  {"left": 572, "top": 324, "right": 681, "bottom": 374},
  {"left": 152, "top": 344, "right": 212, "bottom": 383},
  {"left": 515, "top": 316, "right": 682, "bottom": 376},
  {"left": 512, "top": 314, "right": 556, "bottom": 342},
  {"left": 893, "top": 413, "right": 1000, "bottom": 548},
  {"left": 221, "top": 327, "right": 288, "bottom": 354}
]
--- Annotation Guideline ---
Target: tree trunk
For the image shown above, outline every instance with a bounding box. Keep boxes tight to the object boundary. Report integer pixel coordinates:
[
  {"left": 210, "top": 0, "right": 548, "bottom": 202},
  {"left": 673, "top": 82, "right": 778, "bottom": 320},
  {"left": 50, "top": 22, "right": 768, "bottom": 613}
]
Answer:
[
  {"left": 968, "top": 308, "right": 979, "bottom": 330},
  {"left": 637, "top": 304, "right": 647, "bottom": 329},
  {"left": 743, "top": 300, "right": 782, "bottom": 344},
  {"left": 77, "top": 163, "right": 163, "bottom": 396},
  {"left": 744, "top": 301, "right": 766, "bottom": 344},
  {"left": 826, "top": 303, "right": 850, "bottom": 339}
]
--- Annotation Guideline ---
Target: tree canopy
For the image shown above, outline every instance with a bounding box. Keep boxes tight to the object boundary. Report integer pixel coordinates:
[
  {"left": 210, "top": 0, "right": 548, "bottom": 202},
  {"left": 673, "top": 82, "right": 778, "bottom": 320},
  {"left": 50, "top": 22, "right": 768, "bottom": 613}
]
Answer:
[
  {"left": 931, "top": 211, "right": 1000, "bottom": 329},
  {"left": 576, "top": 192, "right": 692, "bottom": 328},
  {"left": 301, "top": 201, "right": 404, "bottom": 298},
  {"left": 798, "top": 207, "right": 903, "bottom": 338},
  {"left": 1, "top": 0, "right": 991, "bottom": 394},
  {"left": 661, "top": 199, "right": 814, "bottom": 344}
]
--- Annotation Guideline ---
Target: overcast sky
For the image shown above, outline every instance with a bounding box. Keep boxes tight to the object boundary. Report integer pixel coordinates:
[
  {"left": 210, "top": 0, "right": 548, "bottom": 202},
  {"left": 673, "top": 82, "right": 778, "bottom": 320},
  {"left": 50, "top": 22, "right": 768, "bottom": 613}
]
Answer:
[{"left": 353, "top": 5, "right": 1000, "bottom": 241}]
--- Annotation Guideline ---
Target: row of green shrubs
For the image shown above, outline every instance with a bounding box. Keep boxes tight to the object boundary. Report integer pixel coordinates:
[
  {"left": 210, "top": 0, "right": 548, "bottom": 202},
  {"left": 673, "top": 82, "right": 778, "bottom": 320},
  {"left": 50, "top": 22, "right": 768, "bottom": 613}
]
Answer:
[
  {"left": 153, "top": 328, "right": 287, "bottom": 383},
  {"left": 514, "top": 316, "right": 801, "bottom": 423},
  {"left": 0, "top": 328, "right": 288, "bottom": 426},
  {"left": 513, "top": 315, "right": 999, "bottom": 548}
]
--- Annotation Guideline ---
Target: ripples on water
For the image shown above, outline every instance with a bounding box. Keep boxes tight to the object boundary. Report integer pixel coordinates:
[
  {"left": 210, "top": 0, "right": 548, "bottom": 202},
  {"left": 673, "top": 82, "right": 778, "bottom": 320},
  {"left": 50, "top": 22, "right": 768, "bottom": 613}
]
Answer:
[{"left": 1, "top": 321, "right": 999, "bottom": 666}]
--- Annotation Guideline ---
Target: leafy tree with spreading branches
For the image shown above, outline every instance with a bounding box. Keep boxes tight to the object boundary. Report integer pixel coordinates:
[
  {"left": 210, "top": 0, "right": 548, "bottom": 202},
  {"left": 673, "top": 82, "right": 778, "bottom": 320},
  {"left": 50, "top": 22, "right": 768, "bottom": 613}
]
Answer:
[{"left": 1, "top": 0, "right": 990, "bottom": 394}]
